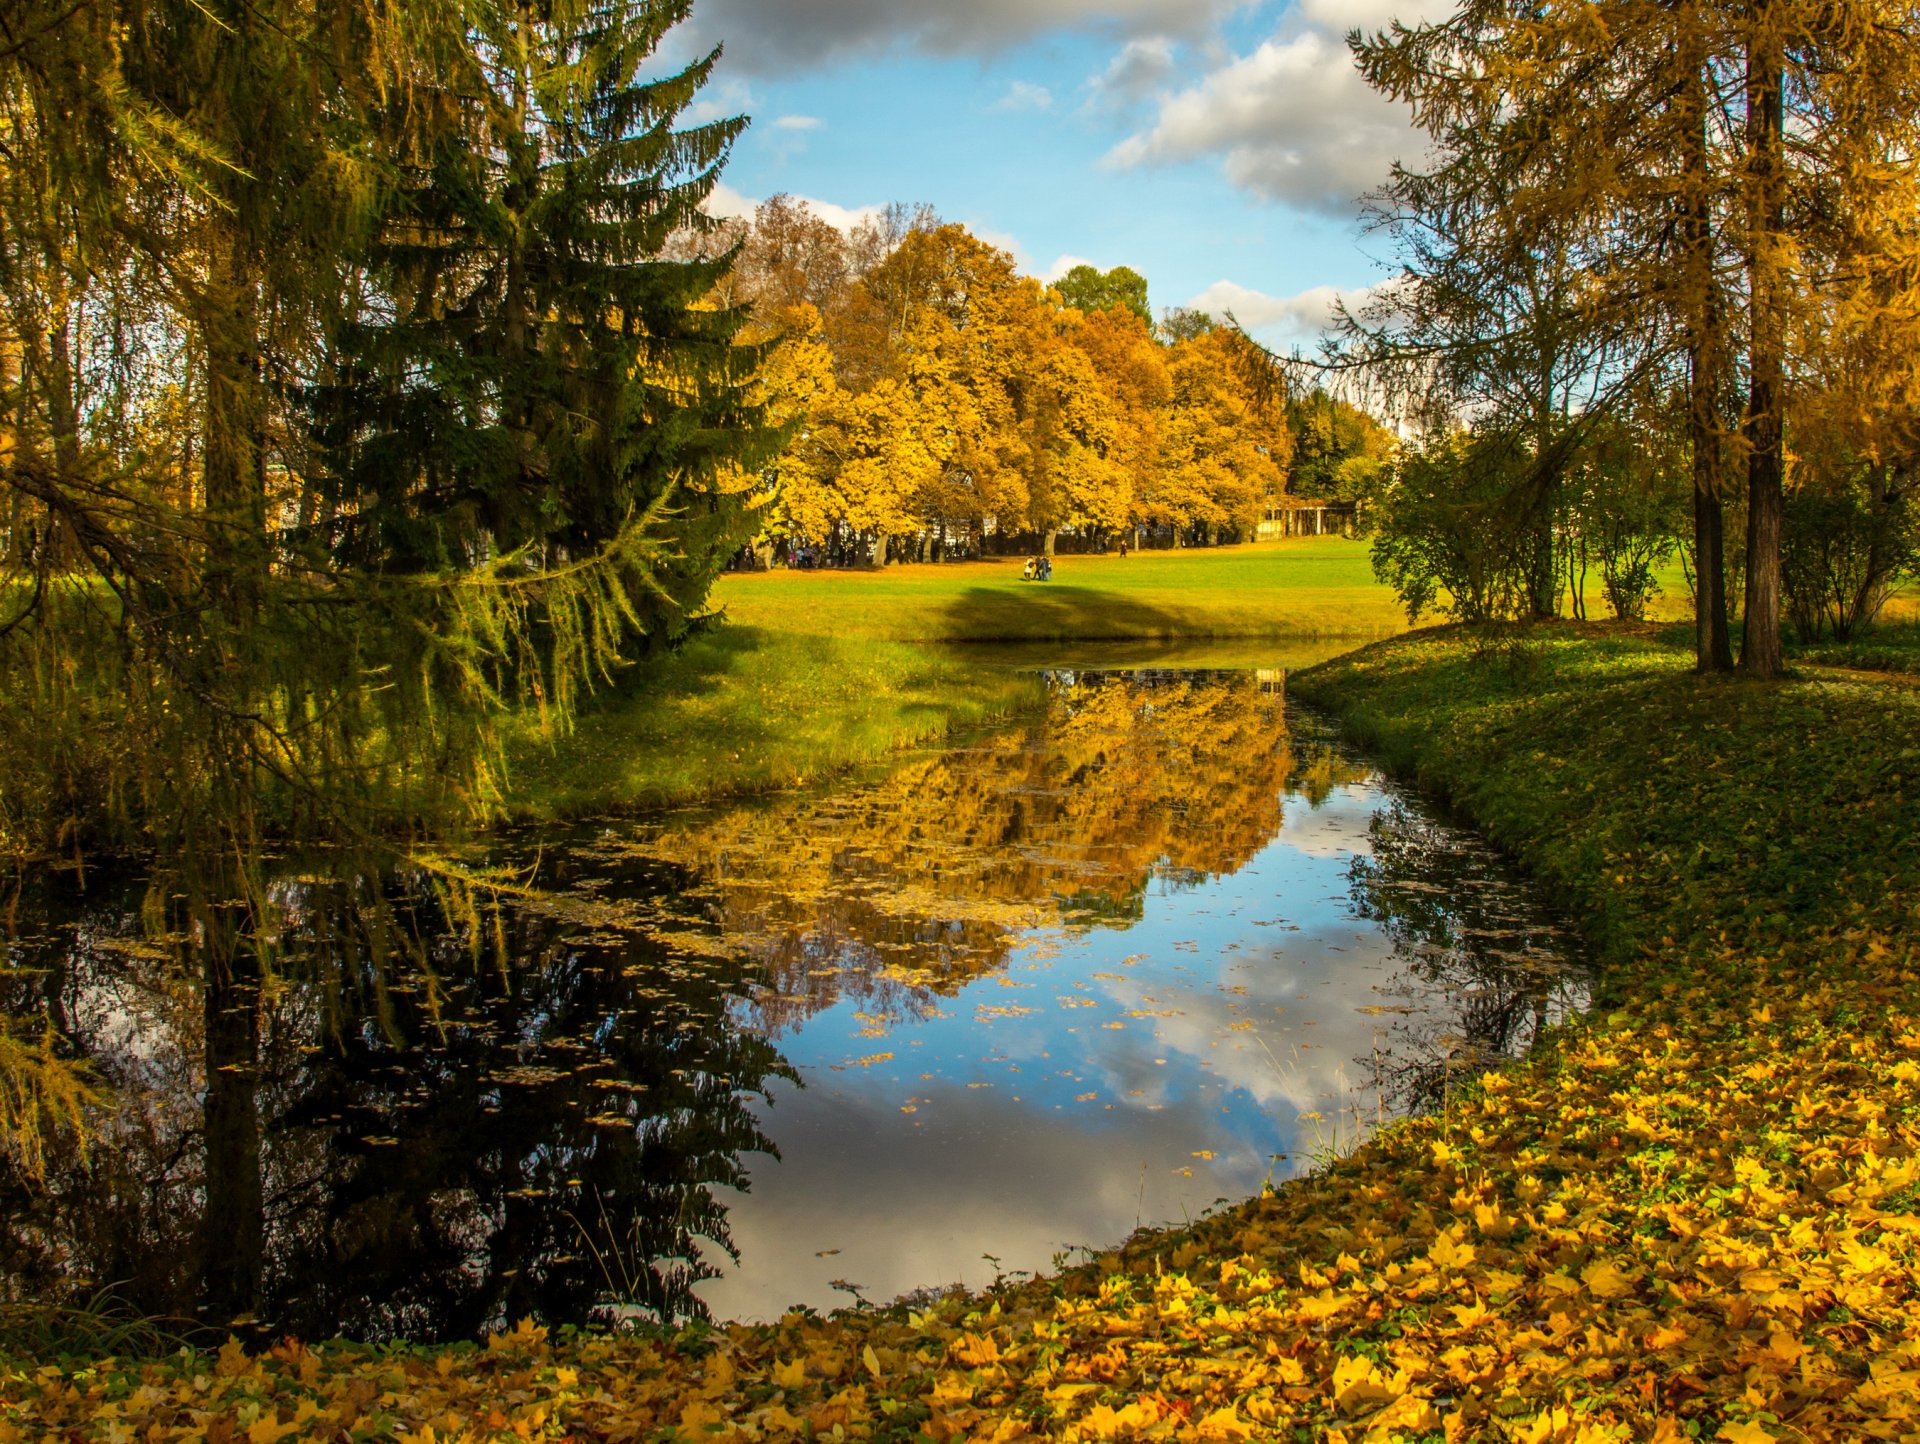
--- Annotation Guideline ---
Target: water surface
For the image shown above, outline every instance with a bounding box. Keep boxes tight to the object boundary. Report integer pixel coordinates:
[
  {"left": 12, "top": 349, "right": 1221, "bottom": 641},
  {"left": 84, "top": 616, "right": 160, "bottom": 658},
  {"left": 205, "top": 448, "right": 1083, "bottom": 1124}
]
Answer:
[{"left": 0, "top": 667, "right": 1583, "bottom": 1339}]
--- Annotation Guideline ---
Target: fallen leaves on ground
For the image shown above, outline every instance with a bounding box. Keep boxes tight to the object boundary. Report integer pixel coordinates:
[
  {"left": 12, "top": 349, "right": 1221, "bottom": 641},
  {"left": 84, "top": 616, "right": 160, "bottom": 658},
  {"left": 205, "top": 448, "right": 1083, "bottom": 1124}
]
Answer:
[{"left": 7, "top": 625, "right": 1920, "bottom": 1441}]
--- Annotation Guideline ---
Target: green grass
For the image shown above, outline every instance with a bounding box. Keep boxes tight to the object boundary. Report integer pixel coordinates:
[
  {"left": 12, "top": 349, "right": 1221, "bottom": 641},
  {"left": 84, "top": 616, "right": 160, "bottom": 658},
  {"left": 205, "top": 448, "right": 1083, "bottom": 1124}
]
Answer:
[
  {"left": 710, "top": 538, "right": 1403, "bottom": 644},
  {"left": 1791, "top": 616, "right": 1920, "bottom": 675},
  {"left": 507, "top": 627, "right": 1044, "bottom": 820},
  {"left": 515, "top": 538, "right": 1402, "bottom": 819},
  {"left": 1290, "top": 620, "right": 1920, "bottom": 987}
]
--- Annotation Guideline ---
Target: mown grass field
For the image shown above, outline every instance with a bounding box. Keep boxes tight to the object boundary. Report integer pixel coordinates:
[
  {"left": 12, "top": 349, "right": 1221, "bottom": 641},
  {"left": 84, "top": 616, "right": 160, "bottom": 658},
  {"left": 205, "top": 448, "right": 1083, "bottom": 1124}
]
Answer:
[
  {"left": 512, "top": 538, "right": 1403, "bottom": 819},
  {"left": 711, "top": 537, "right": 1404, "bottom": 644},
  {"left": 14, "top": 622, "right": 1920, "bottom": 1441}
]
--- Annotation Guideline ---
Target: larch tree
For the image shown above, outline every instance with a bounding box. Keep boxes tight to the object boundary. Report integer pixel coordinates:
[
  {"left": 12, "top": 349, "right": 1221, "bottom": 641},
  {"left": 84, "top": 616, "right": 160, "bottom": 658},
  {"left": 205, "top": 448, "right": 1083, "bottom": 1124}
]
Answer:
[{"left": 1353, "top": 0, "right": 1920, "bottom": 675}]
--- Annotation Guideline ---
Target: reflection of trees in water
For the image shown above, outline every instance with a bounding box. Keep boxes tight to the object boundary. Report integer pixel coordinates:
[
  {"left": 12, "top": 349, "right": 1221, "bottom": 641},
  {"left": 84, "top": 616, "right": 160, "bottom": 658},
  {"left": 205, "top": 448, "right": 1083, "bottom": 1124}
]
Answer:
[
  {"left": 0, "top": 860, "right": 791, "bottom": 1342},
  {"left": 1347, "top": 800, "right": 1588, "bottom": 1115},
  {"left": 635, "top": 672, "right": 1297, "bottom": 1034}
]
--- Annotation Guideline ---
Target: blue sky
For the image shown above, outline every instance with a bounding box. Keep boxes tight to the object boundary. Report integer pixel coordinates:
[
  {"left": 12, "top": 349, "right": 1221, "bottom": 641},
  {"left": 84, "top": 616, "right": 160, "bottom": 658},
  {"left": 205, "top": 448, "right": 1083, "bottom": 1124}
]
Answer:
[{"left": 666, "top": 0, "right": 1449, "bottom": 349}]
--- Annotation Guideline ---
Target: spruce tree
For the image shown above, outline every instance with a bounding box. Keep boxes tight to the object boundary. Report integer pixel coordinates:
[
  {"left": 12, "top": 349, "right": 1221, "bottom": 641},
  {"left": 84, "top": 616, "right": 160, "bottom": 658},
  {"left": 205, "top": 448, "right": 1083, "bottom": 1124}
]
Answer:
[{"left": 317, "top": 0, "right": 781, "bottom": 647}]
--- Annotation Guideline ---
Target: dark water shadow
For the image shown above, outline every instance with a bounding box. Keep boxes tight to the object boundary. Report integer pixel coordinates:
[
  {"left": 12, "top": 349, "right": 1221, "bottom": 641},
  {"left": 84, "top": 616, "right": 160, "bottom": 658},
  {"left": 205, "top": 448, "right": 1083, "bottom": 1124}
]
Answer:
[
  {"left": 1, "top": 674, "right": 1589, "bottom": 1341},
  {"left": 0, "top": 857, "right": 792, "bottom": 1345}
]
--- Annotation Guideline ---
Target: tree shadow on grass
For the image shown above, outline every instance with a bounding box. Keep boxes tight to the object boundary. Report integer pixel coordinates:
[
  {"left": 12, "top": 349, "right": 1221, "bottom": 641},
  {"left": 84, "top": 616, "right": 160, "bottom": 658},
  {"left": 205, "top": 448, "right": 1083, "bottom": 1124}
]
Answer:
[{"left": 936, "top": 584, "right": 1199, "bottom": 643}]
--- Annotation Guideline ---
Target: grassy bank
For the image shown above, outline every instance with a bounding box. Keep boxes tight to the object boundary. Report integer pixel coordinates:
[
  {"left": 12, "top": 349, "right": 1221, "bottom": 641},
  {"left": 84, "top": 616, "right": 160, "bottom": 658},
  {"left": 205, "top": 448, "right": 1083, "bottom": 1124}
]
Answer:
[
  {"left": 712, "top": 538, "right": 1402, "bottom": 644},
  {"left": 13, "top": 622, "right": 1920, "bottom": 1441},
  {"left": 512, "top": 538, "right": 1401, "bottom": 820},
  {"left": 505, "top": 627, "right": 1043, "bottom": 821}
]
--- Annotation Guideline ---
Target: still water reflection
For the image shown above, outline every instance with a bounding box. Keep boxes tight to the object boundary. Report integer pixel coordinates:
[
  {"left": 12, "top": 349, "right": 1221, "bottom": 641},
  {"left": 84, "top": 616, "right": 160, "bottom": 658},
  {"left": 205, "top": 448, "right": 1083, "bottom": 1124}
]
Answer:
[{"left": 1, "top": 670, "right": 1584, "bottom": 1341}]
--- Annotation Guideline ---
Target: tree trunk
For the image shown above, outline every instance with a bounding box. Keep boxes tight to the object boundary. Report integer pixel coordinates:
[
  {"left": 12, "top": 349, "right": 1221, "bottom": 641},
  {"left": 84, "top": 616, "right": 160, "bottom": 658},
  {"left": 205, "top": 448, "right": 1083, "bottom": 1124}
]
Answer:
[
  {"left": 1680, "top": 58, "right": 1734, "bottom": 673},
  {"left": 1855, "top": 463, "right": 1893, "bottom": 633},
  {"left": 1739, "top": 14, "right": 1786, "bottom": 679},
  {"left": 1042, "top": 528, "right": 1056, "bottom": 558},
  {"left": 202, "top": 234, "right": 269, "bottom": 608},
  {"left": 200, "top": 941, "right": 264, "bottom": 1325}
]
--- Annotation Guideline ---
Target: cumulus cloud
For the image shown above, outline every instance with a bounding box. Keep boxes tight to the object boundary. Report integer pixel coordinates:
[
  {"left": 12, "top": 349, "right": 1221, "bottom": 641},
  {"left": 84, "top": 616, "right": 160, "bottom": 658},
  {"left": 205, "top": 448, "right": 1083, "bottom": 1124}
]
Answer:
[
  {"left": 700, "top": 181, "right": 758, "bottom": 221},
  {"left": 1043, "top": 253, "right": 1096, "bottom": 284},
  {"left": 680, "top": 76, "right": 754, "bottom": 129},
  {"left": 682, "top": 0, "right": 1233, "bottom": 75},
  {"left": 1106, "top": 2, "right": 1451, "bottom": 213},
  {"left": 1186, "top": 279, "right": 1376, "bottom": 341},
  {"left": 772, "top": 114, "right": 824, "bottom": 130},
  {"left": 993, "top": 79, "right": 1055, "bottom": 112},
  {"left": 1087, "top": 35, "right": 1178, "bottom": 107},
  {"left": 968, "top": 223, "right": 1036, "bottom": 272},
  {"left": 700, "top": 182, "right": 889, "bottom": 235}
]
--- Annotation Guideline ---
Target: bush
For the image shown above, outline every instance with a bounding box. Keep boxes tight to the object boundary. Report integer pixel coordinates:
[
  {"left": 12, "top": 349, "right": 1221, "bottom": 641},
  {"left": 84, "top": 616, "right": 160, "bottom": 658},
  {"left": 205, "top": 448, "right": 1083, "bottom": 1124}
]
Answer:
[
  {"left": 1370, "top": 432, "right": 1541, "bottom": 623},
  {"left": 1780, "top": 481, "right": 1915, "bottom": 642}
]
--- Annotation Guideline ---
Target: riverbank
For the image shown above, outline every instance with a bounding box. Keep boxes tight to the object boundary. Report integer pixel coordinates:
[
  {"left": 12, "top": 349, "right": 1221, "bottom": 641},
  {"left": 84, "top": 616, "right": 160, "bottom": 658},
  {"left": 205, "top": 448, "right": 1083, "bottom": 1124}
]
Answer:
[
  {"left": 712, "top": 538, "right": 1400, "bottom": 645},
  {"left": 10, "top": 622, "right": 1919, "bottom": 1442},
  {"left": 509, "top": 539, "right": 1401, "bottom": 820}
]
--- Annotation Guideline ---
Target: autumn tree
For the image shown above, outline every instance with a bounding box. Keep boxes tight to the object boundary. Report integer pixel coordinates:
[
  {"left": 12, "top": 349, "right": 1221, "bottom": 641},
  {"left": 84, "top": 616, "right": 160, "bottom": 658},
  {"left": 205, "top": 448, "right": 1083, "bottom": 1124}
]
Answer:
[
  {"left": 1152, "top": 326, "right": 1291, "bottom": 544},
  {"left": 1353, "top": 0, "right": 1920, "bottom": 674}
]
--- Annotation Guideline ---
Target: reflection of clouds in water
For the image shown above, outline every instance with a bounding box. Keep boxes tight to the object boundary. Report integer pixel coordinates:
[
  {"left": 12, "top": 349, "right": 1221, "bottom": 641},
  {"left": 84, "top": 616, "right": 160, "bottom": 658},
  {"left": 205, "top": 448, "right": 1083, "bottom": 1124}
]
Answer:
[
  {"left": 1275, "top": 784, "right": 1381, "bottom": 860},
  {"left": 1086, "top": 927, "right": 1400, "bottom": 1120},
  {"left": 697, "top": 1075, "right": 1302, "bottom": 1323}
]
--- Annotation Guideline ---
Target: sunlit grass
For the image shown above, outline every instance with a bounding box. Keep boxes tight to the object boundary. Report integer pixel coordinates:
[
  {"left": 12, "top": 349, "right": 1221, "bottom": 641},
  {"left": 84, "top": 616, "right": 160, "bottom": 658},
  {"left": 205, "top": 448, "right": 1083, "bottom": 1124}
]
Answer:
[
  {"left": 509, "top": 627, "right": 1043, "bottom": 820},
  {"left": 518, "top": 539, "right": 1403, "bottom": 818},
  {"left": 711, "top": 538, "right": 1404, "bottom": 644}
]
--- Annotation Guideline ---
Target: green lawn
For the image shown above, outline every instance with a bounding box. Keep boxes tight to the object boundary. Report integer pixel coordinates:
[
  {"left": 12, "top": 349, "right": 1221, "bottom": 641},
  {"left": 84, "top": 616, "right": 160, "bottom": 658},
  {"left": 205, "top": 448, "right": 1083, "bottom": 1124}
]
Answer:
[
  {"left": 515, "top": 538, "right": 1403, "bottom": 818},
  {"left": 506, "top": 628, "right": 1043, "bottom": 820},
  {"left": 711, "top": 537, "right": 1403, "bottom": 644}
]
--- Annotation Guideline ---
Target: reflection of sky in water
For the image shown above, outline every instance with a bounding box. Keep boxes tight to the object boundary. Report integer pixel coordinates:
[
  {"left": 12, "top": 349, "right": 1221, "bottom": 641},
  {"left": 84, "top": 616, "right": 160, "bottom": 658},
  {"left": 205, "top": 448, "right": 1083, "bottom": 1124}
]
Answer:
[
  {"left": 4, "top": 679, "right": 1581, "bottom": 1343},
  {"left": 697, "top": 782, "right": 1433, "bottom": 1321}
]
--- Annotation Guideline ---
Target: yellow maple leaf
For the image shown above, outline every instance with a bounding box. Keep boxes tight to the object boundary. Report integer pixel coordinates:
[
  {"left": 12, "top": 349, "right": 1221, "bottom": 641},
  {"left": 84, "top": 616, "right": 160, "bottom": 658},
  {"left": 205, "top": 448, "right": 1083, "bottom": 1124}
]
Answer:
[
  {"left": 1738, "top": 1267, "right": 1790, "bottom": 1294},
  {"left": 1083, "top": 1400, "right": 1163, "bottom": 1438},
  {"left": 1195, "top": 1403, "right": 1258, "bottom": 1440},
  {"left": 950, "top": 1332, "right": 1000, "bottom": 1367},
  {"left": 1581, "top": 1258, "right": 1638, "bottom": 1299},
  {"left": 1717, "top": 1422, "right": 1779, "bottom": 1444},
  {"left": 1449, "top": 1297, "right": 1493, "bottom": 1330},
  {"left": 247, "top": 1416, "right": 307, "bottom": 1444},
  {"left": 771, "top": 1357, "right": 808, "bottom": 1390},
  {"left": 1330, "top": 1355, "right": 1401, "bottom": 1416}
]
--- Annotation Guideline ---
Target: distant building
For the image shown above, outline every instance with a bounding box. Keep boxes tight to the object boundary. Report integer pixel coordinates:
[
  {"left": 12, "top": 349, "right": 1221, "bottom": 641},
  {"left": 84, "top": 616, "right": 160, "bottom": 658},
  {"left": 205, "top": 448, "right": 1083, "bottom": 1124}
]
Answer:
[{"left": 1256, "top": 495, "right": 1357, "bottom": 540}]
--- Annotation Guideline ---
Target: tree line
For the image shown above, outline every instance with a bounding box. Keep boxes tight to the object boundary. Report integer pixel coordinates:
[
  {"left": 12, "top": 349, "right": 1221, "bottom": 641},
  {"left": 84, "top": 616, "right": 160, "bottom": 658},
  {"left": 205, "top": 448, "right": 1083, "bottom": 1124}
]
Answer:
[
  {"left": 1343, "top": 0, "right": 1920, "bottom": 674},
  {"left": 706, "top": 198, "right": 1394, "bottom": 564}
]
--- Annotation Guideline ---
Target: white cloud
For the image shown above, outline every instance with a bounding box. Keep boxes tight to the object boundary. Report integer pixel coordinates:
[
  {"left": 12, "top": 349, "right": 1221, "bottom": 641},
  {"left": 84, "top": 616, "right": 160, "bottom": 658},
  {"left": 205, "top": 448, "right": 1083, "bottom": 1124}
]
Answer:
[
  {"left": 772, "top": 113, "right": 825, "bottom": 130},
  {"left": 1186, "top": 279, "right": 1377, "bottom": 342},
  {"left": 682, "top": 76, "right": 754, "bottom": 129},
  {"left": 1106, "top": 3, "right": 1450, "bottom": 214},
  {"left": 1296, "top": 0, "right": 1447, "bottom": 35},
  {"left": 968, "top": 223, "right": 1035, "bottom": 272},
  {"left": 1043, "top": 253, "right": 1095, "bottom": 284},
  {"left": 683, "top": 0, "right": 1234, "bottom": 74},
  {"left": 700, "top": 183, "right": 889, "bottom": 235},
  {"left": 993, "top": 79, "right": 1055, "bottom": 112},
  {"left": 701, "top": 181, "right": 758, "bottom": 221},
  {"left": 804, "top": 197, "right": 893, "bottom": 232},
  {"left": 1087, "top": 34, "right": 1178, "bottom": 107}
]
